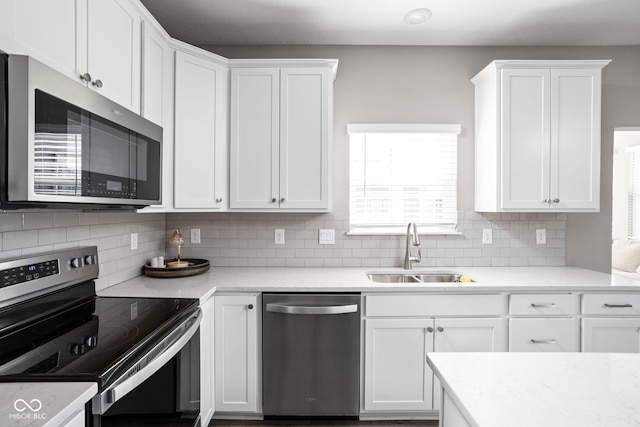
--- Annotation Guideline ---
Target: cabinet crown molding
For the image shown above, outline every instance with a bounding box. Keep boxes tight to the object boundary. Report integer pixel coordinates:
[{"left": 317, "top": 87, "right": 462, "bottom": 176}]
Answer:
[
  {"left": 228, "top": 58, "right": 339, "bottom": 80},
  {"left": 472, "top": 59, "right": 611, "bottom": 84}
]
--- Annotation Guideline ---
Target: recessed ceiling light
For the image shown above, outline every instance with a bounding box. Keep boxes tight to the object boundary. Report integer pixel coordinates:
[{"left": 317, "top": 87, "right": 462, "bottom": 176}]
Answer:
[{"left": 404, "top": 8, "right": 432, "bottom": 25}]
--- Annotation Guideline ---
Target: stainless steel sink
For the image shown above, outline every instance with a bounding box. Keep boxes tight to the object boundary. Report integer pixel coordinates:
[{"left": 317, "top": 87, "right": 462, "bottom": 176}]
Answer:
[{"left": 366, "top": 272, "right": 463, "bottom": 283}]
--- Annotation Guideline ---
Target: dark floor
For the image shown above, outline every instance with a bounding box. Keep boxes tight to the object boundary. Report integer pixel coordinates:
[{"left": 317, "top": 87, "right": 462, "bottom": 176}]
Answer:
[{"left": 210, "top": 420, "right": 438, "bottom": 427}]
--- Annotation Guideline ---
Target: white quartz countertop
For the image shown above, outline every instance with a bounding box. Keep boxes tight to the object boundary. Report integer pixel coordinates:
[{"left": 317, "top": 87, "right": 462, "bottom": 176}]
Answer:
[
  {"left": 0, "top": 382, "right": 97, "bottom": 427},
  {"left": 98, "top": 266, "right": 640, "bottom": 301},
  {"left": 427, "top": 352, "right": 640, "bottom": 427}
]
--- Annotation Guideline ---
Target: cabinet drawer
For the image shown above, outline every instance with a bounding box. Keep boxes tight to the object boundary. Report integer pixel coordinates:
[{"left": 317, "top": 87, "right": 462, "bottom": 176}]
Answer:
[
  {"left": 509, "top": 318, "right": 579, "bottom": 352},
  {"left": 582, "top": 294, "right": 640, "bottom": 315},
  {"left": 364, "top": 294, "right": 504, "bottom": 317},
  {"left": 509, "top": 294, "right": 578, "bottom": 316}
]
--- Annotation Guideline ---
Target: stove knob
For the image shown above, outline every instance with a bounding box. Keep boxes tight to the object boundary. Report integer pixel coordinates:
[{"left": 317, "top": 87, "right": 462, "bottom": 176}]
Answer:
[
  {"left": 70, "top": 343, "right": 85, "bottom": 355},
  {"left": 84, "top": 255, "right": 97, "bottom": 265},
  {"left": 85, "top": 336, "right": 97, "bottom": 348},
  {"left": 70, "top": 257, "right": 84, "bottom": 268}
]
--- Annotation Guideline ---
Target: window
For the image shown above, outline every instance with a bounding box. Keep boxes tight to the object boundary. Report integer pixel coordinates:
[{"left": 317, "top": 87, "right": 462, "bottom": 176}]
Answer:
[
  {"left": 628, "top": 147, "right": 640, "bottom": 237},
  {"left": 347, "top": 124, "right": 461, "bottom": 235}
]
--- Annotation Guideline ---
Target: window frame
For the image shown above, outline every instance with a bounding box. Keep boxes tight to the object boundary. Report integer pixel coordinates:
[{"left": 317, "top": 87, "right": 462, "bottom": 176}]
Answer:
[{"left": 346, "top": 124, "right": 462, "bottom": 236}]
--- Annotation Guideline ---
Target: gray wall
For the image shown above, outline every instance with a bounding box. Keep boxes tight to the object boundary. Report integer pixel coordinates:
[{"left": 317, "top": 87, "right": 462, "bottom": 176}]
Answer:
[{"left": 204, "top": 45, "right": 640, "bottom": 272}]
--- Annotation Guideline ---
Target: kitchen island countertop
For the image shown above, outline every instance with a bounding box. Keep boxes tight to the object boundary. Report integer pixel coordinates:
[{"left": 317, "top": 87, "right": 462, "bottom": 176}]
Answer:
[
  {"left": 98, "top": 266, "right": 640, "bottom": 300},
  {"left": 427, "top": 352, "right": 640, "bottom": 427},
  {"left": 0, "top": 382, "right": 97, "bottom": 427}
]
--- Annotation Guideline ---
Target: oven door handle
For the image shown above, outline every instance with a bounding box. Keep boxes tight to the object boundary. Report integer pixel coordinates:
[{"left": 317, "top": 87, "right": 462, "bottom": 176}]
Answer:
[{"left": 92, "top": 309, "right": 201, "bottom": 415}]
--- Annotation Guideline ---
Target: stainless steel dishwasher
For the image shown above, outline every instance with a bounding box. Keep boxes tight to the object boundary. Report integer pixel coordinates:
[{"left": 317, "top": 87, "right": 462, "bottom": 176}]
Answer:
[{"left": 262, "top": 293, "right": 361, "bottom": 418}]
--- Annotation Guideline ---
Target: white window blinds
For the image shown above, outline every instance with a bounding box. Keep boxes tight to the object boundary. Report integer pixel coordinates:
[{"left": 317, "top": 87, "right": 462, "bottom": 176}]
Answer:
[{"left": 348, "top": 124, "right": 461, "bottom": 234}]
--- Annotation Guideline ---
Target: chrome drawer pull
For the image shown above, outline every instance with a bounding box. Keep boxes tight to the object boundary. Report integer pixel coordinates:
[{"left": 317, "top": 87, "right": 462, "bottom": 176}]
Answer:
[
  {"left": 604, "top": 303, "right": 633, "bottom": 308},
  {"left": 530, "top": 303, "right": 558, "bottom": 308},
  {"left": 530, "top": 339, "right": 557, "bottom": 344}
]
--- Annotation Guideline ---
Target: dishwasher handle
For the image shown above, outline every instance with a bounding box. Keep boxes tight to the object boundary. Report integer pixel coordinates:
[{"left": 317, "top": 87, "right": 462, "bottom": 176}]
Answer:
[{"left": 266, "top": 303, "right": 358, "bottom": 315}]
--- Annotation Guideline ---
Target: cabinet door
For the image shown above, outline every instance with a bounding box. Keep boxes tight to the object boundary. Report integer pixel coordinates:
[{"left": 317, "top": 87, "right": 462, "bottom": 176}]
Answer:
[
  {"left": 85, "top": 0, "right": 141, "bottom": 112},
  {"left": 214, "top": 295, "right": 260, "bottom": 412},
  {"left": 174, "top": 51, "right": 228, "bottom": 209},
  {"left": 582, "top": 318, "right": 640, "bottom": 353},
  {"left": 509, "top": 318, "right": 579, "bottom": 352},
  {"left": 550, "top": 68, "right": 601, "bottom": 210},
  {"left": 141, "top": 22, "right": 168, "bottom": 126},
  {"left": 230, "top": 68, "right": 280, "bottom": 209},
  {"left": 199, "top": 298, "right": 215, "bottom": 426},
  {"left": 279, "top": 68, "right": 330, "bottom": 209},
  {"left": 432, "top": 318, "right": 506, "bottom": 409},
  {"left": 500, "top": 68, "right": 551, "bottom": 209},
  {"left": 6, "top": 0, "right": 83, "bottom": 79},
  {"left": 364, "top": 318, "right": 434, "bottom": 411}
]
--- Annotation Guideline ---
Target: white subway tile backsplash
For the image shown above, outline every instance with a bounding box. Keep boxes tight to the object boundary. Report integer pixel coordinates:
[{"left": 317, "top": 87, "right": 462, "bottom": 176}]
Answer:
[{"left": 0, "top": 211, "right": 166, "bottom": 290}]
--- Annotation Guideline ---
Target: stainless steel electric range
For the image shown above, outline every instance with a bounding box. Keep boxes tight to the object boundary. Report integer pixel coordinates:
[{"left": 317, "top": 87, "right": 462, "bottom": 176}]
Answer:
[{"left": 0, "top": 246, "right": 201, "bottom": 427}]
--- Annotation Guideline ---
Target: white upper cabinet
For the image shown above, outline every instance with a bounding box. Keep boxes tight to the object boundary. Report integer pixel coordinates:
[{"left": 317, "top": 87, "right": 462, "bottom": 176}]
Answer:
[
  {"left": 83, "top": 0, "right": 141, "bottom": 112},
  {"left": 473, "top": 60, "right": 610, "bottom": 212},
  {"left": 1, "top": 0, "right": 80, "bottom": 79},
  {"left": 174, "top": 49, "right": 229, "bottom": 209},
  {"left": 229, "top": 61, "right": 336, "bottom": 211},
  {"left": 141, "top": 21, "right": 169, "bottom": 126},
  {"left": 0, "top": 0, "right": 141, "bottom": 113}
]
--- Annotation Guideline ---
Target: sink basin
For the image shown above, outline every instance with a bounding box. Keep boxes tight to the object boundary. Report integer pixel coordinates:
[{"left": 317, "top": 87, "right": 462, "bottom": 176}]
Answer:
[{"left": 366, "top": 272, "right": 463, "bottom": 283}]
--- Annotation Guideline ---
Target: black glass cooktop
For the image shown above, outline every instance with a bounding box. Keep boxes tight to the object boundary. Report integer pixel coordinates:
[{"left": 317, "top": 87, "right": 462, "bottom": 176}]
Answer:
[{"left": 0, "top": 284, "right": 198, "bottom": 388}]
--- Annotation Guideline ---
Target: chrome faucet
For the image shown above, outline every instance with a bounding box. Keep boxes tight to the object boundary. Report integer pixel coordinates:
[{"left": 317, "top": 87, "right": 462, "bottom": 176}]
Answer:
[{"left": 404, "top": 222, "right": 422, "bottom": 270}]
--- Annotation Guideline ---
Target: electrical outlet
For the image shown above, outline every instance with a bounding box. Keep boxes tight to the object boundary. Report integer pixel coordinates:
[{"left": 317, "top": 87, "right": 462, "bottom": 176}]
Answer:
[
  {"left": 130, "top": 232, "right": 138, "bottom": 250},
  {"left": 275, "top": 229, "right": 285, "bottom": 245},
  {"left": 191, "top": 228, "right": 201, "bottom": 244},
  {"left": 482, "top": 229, "right": 493, "bottom": 245},
  {"left": 319, "top": 229, "right": 335, "bottom": 245},
  {"left": 536, "top": 228, "right": 547, "bottom": 245}
]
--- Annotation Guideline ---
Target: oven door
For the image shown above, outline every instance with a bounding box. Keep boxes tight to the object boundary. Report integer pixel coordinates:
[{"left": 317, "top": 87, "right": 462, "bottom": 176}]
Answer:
[{"left": 90, "top": 310, "right": 201, "bottom": 427}]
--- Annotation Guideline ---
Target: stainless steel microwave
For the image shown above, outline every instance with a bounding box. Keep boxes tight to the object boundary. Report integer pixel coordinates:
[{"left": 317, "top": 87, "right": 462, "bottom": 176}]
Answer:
[{"left": 0, "top": 53, "right": 162, "bottom": 209}]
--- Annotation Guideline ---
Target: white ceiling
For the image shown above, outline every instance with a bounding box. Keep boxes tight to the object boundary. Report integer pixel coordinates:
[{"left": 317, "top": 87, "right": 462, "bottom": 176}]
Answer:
[{"left": 139, "top": 0, "right": 640, "bottom": 46}]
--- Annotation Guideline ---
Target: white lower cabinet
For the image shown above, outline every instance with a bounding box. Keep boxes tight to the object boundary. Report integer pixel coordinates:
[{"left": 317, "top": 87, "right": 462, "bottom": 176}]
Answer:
[
  {"left": 509, "top": 318, "right": 579, "bottom": 352},
  {"left": 364, "top": 318, "right": 434, "bottom": 412},
  {"left": 61, "top": 409, "right": 85, "bottom": 427},
  {"left": 214, "top": 294, "right": 260, "bottom": 413},
  {"left": 582, "top": 318, "right": 640, "bottom": 352},
  {"left": 362, "top": 294, "right": 506, "bottom": 413},
  {"left": 508, "top": 293, "right": 579, "bottom": 352},
  {"left": 200, "top": 297, "right": 215, "bottom": 425},
  {"left": 581, "top": 293, "right": 640, "bottom": 353}
]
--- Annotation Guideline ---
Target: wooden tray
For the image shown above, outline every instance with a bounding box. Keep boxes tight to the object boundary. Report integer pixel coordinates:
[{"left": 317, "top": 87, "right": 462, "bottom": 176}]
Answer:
[{"left": 143, "top": 258, "right": 210, "bottom": 278}]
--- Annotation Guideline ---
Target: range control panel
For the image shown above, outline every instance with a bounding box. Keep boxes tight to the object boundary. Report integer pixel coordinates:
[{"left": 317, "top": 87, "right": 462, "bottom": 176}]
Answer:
[
  {"left": 0, "top": 247, "right": 99, "bottom": 296},
  {"left": 1, "top": 259, "right": 59, "bottom": 288}
]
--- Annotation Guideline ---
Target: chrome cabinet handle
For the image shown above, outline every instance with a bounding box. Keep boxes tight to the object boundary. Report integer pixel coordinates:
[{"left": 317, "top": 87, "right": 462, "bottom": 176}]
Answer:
[
  {"left": 280, "top": 197, "right": 286, "bottom": 203},
  {"left": 604, "top": 303, "right": 633, "bottom": 308},
  {"left": 437, "top": 326, "right": 444, "bottom": 332},
  {"left": 543, "top": 198, "right": 551, "bottom": 203},
  {"left": 271, "top": 198, "right": 277, "bottom": 203},
  {"left": 530, "top": 303, "right": 558, "bottom": 308},
  {"left": 530, "top": 339, "right": 557, "bottom": 344},
  {"left": 248, "top": 304, "right": 254, "bottom": 310},
  {"left": 426, "top": 327, "right": 434, "bottom": 333},
  {"left": 80, "top": 72, "right": 92, "bottom": 82},
  {"left": 215, "top": 198, "right": 222, "bottom": 203},
  {"left": 266, "top": 303, "right": 358, "bottom": 315},
  {"left": 552, "top": 198, "right": 560, "bottom": 203},
  {"left": 92, "top": 79, "right": 103, "bottom": 88}
]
